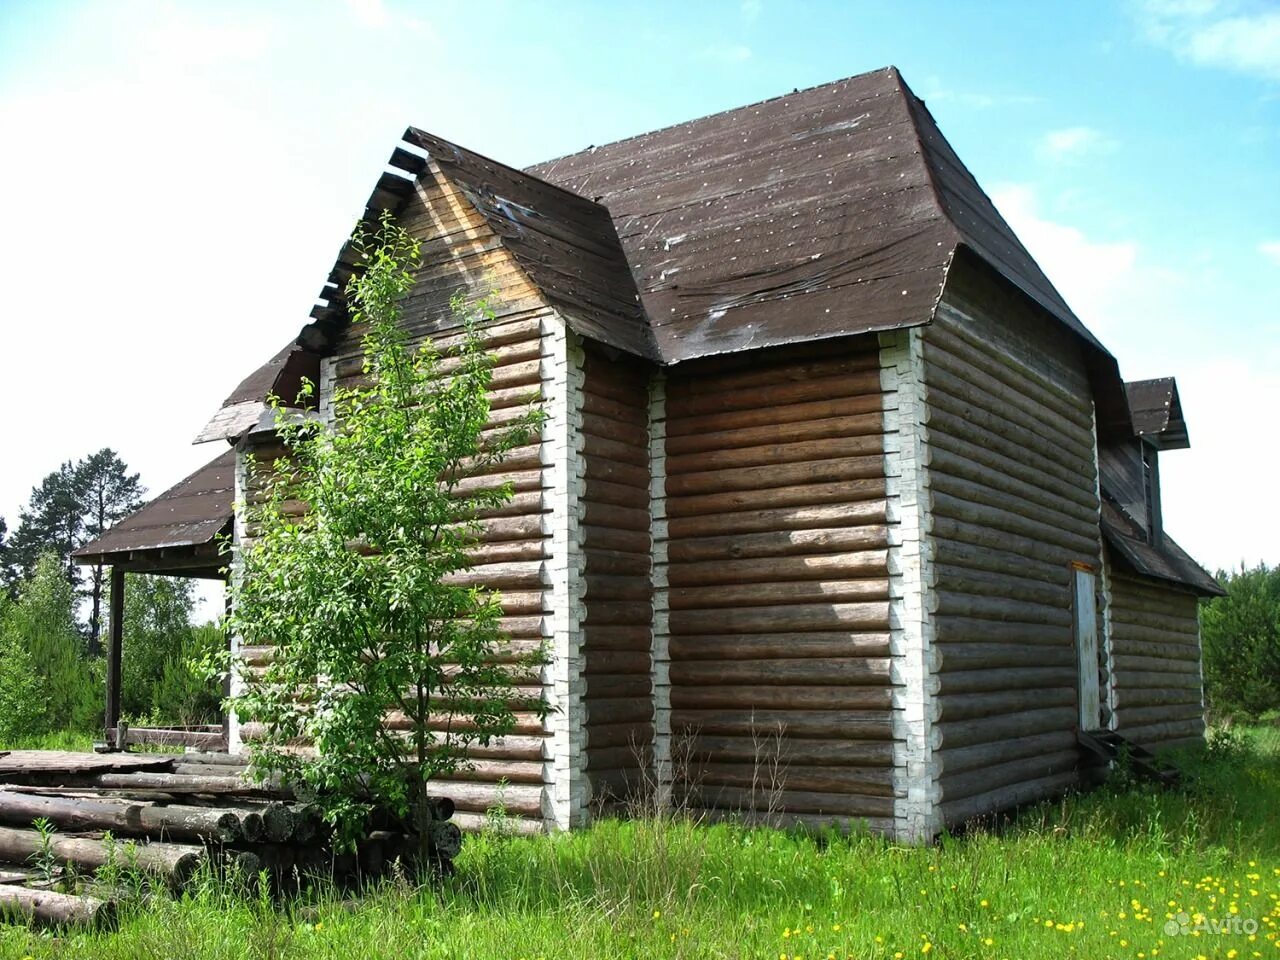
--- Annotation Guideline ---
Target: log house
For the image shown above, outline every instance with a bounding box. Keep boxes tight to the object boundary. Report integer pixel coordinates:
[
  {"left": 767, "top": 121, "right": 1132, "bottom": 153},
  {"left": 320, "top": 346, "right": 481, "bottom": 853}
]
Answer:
[{"left": 75, "top": 66, "right": 1223, "bottom": 841}]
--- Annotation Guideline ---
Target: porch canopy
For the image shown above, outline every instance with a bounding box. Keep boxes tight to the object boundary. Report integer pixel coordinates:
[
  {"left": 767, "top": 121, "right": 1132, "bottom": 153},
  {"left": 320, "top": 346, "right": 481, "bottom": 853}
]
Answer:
[{"left": 72, "top": 449, "right": 236, "bottom": 748}]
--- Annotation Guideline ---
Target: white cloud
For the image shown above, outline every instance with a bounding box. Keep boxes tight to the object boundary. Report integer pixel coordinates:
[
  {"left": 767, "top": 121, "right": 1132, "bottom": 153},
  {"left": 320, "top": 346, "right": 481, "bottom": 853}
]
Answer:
[
  {"left": 992, "top": 183, "right": 1280, "bottom": 571},
  {"left": 346, "top": 0, "right": 390, "bottom": 28},
  {"left": 1136, "top": 0, "right": 1280, "bottom": 80},
  {"left": 741, "top": 0, "right": 763, "bottom": 24},
  {"left": 1259, "top": 240, "right": 1280, "bottom": 264},
  {"left": 1038, "top": 126, "right": 1116, "bottom": 161}
]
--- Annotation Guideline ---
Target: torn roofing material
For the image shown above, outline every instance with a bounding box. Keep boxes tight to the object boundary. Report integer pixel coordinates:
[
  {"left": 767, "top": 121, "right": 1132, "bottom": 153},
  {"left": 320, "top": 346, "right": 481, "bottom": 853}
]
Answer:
[
  {"left": 1125, "top": 377, "right": 1189, "bottom": 450},
  {"left": 72, "top": 450, "right": 235, "bottom": 563},
  {"left": 194, "top": 341, "right": 321, "bottom": 444},
  {"left": 1100, "top": 495, "right": 1223, "bottom": 597}
]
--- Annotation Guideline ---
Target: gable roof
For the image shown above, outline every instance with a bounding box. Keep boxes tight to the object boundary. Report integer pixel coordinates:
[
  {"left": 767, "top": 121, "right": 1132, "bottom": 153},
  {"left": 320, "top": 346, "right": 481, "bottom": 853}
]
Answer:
[
  {"left": 72, "top": 450, "right": 235, "bottom": 567},
  {"left": 1125, "top": 377, "right": 1190, "bottom": 450},
  {"left": 195, "top": 341, "right": 321, "bottom": 444}
]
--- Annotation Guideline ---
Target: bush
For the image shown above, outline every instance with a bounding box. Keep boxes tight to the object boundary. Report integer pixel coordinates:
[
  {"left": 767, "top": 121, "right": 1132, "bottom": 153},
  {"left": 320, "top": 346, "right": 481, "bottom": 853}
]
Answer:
[{"left": 1201, "top": 563, "right": 1280, "bottom": 720}]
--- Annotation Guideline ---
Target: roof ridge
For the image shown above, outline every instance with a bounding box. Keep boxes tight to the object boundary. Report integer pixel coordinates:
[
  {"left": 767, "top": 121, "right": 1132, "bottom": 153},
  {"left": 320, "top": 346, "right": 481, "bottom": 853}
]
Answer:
[{"left": 529, "top": 65, "right": 901, "bottom": 173}]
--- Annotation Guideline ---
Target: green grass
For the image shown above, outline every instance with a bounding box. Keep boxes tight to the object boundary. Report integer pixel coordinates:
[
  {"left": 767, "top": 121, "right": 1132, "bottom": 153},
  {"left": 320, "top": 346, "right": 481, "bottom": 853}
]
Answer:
[
  {"left": 1, "top": 728, "right": 1278, "bottom": 959},
  {"left": 0, "top": 730, "right": 95, "bottom": 753}
]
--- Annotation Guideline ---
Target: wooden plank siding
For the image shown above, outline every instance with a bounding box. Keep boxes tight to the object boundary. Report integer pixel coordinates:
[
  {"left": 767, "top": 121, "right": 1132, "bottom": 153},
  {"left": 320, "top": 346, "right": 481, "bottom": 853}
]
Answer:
[
  {"left": 1105, "top": 565, "right": 1205, "bottom": 751},
  {"left": 922, "top": 265, "right": 1103, "bottom": 828},
  {"left": 660, "top": 339, "right": 897, "bottom": 833},
  {"left": 235, "top": 168, "right": 563, "bottom": 833},
  {"left": 579, "top": 345, "right": 654, "bottom": 807}
]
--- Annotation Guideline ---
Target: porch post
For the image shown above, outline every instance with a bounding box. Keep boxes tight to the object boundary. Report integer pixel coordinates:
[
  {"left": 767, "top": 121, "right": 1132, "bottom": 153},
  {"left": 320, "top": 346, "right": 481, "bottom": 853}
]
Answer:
[{"left": 105, "top": 567, "right": 125, "bottom": 743}]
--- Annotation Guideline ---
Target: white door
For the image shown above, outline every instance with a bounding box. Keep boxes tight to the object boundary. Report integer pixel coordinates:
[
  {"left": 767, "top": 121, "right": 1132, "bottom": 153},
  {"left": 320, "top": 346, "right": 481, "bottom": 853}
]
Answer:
[{"left": 1073, "top": 565, "right": 1100, "bottom": 731}]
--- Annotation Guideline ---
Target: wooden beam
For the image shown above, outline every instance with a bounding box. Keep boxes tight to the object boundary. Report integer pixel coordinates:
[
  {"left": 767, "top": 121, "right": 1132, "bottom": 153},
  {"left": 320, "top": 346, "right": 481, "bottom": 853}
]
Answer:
[{"left": 105, "top": 568, "right": 124, "bottom": 743}]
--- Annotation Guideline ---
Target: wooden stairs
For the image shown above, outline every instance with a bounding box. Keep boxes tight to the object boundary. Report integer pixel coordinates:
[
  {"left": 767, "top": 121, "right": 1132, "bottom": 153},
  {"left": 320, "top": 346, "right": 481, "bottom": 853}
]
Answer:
[{"left": 1078, "top": 729, "right": 1181, "bottom": 786}]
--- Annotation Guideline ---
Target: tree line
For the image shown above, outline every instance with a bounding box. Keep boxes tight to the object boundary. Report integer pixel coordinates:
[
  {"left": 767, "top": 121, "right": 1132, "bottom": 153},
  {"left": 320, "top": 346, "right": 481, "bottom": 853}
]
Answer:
[{"left": 0, "top": 450, "right": 222, "bottom": 746}]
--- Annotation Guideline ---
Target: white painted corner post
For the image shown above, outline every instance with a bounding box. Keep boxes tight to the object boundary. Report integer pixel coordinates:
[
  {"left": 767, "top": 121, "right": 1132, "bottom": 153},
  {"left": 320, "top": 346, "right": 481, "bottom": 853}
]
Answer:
[
  {"left": 540, "top": 317, "right": 587, "bottom": 830},
  {"left": 880, "top": 327, "right": 941, "bottom": 843},
  {"left": 225, "top": 439, "right": 250, "bottom": 756},
  {"left": 648, "top": 372, "right": 671, "bottom": 808}
]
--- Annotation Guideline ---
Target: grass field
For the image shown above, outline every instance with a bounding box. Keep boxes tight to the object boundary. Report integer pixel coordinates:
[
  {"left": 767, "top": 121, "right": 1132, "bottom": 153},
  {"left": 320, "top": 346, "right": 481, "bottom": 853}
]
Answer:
[{"left": 0, "top": 727, "right": 1276, "bottom": 959}]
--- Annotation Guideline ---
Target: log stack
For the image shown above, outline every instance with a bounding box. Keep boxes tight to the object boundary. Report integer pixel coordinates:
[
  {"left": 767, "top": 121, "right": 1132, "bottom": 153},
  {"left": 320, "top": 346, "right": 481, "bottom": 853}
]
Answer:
[{"left": 0, "top": 750, "right": 466, "bottom": 928}]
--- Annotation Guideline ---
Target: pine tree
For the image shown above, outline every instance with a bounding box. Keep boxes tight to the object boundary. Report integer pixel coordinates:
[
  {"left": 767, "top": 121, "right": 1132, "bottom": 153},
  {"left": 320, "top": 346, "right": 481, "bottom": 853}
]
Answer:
[
  {"left": 10, "top": 461, "right": 84, "bottom": 589},
  {"left": 77, "top": 450, "right": 144, "bottom": 653}
]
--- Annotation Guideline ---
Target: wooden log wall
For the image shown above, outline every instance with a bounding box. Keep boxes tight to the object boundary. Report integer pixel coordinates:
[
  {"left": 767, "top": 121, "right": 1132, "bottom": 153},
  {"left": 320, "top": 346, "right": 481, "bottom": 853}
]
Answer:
[
  {"left": 236, "top": 166, "right": 558, "bottom": 832},
  {"left": 1105, "top": 565, "right": 1205, "bottom": 751},
  {"left": 578, "top": 345, "right": 653, "bottom": 807},
  {"left": 923, "top": 265, "right": 1103, "bottom": 828},
  {"left": 661, "top": 339, "right": 896, "bottom": 833}
]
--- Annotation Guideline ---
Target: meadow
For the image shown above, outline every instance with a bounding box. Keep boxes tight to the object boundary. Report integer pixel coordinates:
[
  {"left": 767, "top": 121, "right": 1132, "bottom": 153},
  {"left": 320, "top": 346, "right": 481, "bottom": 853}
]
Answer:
[{"left": 0, "top": 727, "right": 1276, "bottom": 959}]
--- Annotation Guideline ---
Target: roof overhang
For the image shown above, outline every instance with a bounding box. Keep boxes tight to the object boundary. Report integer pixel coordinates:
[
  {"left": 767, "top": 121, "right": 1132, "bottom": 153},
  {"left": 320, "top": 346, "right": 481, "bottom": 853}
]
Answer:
[{"left": 1125, "top": 377, "right": 1190, "bottom": 450}]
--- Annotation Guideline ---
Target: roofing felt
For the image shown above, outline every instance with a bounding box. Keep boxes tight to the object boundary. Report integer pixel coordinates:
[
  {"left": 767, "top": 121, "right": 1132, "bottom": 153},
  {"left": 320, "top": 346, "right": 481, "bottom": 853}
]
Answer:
[
  {"left": 528, "top": 66, "right": 1108, "bottom": 364},
  {"left": 1100, "top": 493, "right": 1223, "bottom": 597},
  {"left": 73, "top": 450, "right": 235, "bottom": 562},
  {"left": 1125, "top": 377, "right": 1189, "bottom": 450}
]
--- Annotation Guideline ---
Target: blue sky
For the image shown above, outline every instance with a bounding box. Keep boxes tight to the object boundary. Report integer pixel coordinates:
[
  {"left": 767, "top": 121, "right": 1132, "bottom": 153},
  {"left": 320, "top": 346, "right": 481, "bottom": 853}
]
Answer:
[{"left": 0, "top": 0, "right": 1277, "bottom": 607}]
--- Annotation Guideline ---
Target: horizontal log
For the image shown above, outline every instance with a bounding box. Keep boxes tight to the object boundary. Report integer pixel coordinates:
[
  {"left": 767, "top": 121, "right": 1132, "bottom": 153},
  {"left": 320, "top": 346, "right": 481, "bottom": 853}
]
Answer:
[
  {"left": 665, "top": 394, "right": 882, "bottom": 440},
  {"left": 581, "top": 525, "right": 649, "bottom": 555},
  {"left": 938, "top": 666, "right": 1075, "bottom": 695},
  {"left": 580, "top": 697, "right": 654, "bottom": 725},
  {"left": 930, "top": 450, "right": 1097, "bottom": 531},
  {"left": 696, "top": 762, "right": 895, "bottom": 796},
  {"left": 670, "top": 709, "right": 893, "bottom": 740},
  {"left": 931, "top": 616, "right": 1070, "bottom": 646},
  {"left": 1110, "top": 654, "right": 1200, "bottom": 677},
  {"left": 934, "top": 706, "right": 1079, "bottom": 750},
  {"left": 584, "top": 674, "right": 652, "bottom": 700},
  {"left": 671, "top": 657, "right": 891, "bottom": 687},
  {"left": 582, "top": 600, "right": 651, "bottom": 626},
  {"left": 0, "top": 884, "right": 116, "bottom": 929},
  {"left": 581, "top": 413, "right": 648, "bottom": 451},
  {"left": 445, "top": 759, "right": 544, "bottom": 785},
  {"left": 931, "top": 490, "right": 1097, "bottom": 558},
  {"left": 667, "top": 500, "right": 886, "bottom": 541},
  {"left": 928, "top": 315, "right": 1092, "bottom": 423},
  {"left": 683, "top": 785, "right": 893, "bottom": 819},
  {"left": 666, "top": 455, "right": 883, "bottom": 498},
  {"left": 935, "top": 730, "right": 1078, "bottom": 778},
  {"left": 939, "top": 770, "right": 1079, "bottom": 827},
  {"left": 668, "top": 526, "right": 887, "bottom": 564},
  {"left": 449, "top": 811, "right": 544, "bottom": 835},
  {"left": 669, "top": 632, "right": 891, "bottom": 661},
  {"left": 939, "top": 749, "right": 1080, "bottom": 805},
  {"left": 583, "top": 721, "right": 653, "bottom": 750},
  {"left": 935, "top": 641, "right": 1075, "bottom": 672},
  {"left": 1107, "top": 622, "right": 1199, "bottom": 649},
  {"left": 1111, "top": 685, "right": 1202, "bottom": 709},
  {"left": 427, "top": 781, "right": 542, "bottom": 818},
  {"left": 584, "top": 745, "right": 646, "bottom": 772},
  {"left": 670, "top": 684, "right": 892, "bottom": 711},
  {"left": 1108, "top": 605, "right": 1199, "bottom": 636},
  {"left": 1107, "top": 703, "right": 1204, "bottom": 727},
  {"left": 583, "top": 649, "right": 651, "bottom": 675},
  {"left": 937, "top": 687, "right": 1076, "bottom": 722},
  {"left": 580, "top": 502, "right": 649, "bottom": 534},
  {"left": 665, "top": 369, "right": 882, "bottom": 418},
  {"left": 664, "top": 412, "right": 884, "bottom": 458},
  {"left": 0, "top": 791, "right": 243, "bottom": 844},
  {"left": 932, "top": 513, "right": 1088, "bottom": 572},
  {"left": 583, "top": 432, "right": 648, "bottom": 469},
  {"left": 582, "top": 456, "right": 649, "bottom": 490},
  {"left": 670, "top": 578, "right": 888, "bottom": 610},
  {"left": 666, "top": 478, "right": 886, "bottom": 518},
  {"left": 693, "top": 807, "right": 895, "bottom": 836},
  {"left": 581, "top": 388, "right": 649, "bottom": 427},
  {"left": 582, "top": 477, "right": 649, "bottom": 512},
  {"left": 930, "top": 563, "right": 1069, "bottom": 608},
  {"left": 1108, "top": 641, "right": 1199, "bottom": 665},
  {"left": 670, "top": 602, "right": 889, "bottom": 635},
  {"left": 1114, "top": 717, "right": 1204, "bottom": 749},
  {"left": 0, "top": 826, "right": 204, "bottom": 886},
  {"left": 669, "top": 551, "right": 887, "bottom": 588},
  {"left": 689, "top": 735, "right": 894, "bottom": 768},
  {"left": 927, "top": 426, "right": 1098, "bottom": 514},
  {"left": 582, "top": 623, "right": 652, "bottom": 651},
  {"left": 583, "top": 548, "right": 650, "bottom": 578},
  {"left": 666, "top": 434, "right": 880, "bottom": 476},
  {"left": 668, "top": 348, "right": 879, "bottom": 398}
]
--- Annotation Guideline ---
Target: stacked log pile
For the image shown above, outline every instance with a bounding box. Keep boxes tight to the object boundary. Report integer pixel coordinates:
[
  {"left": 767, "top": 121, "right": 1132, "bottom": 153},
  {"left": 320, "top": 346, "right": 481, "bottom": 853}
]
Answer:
[{"left": 0, "top": 751, "right": 464, "bottom": 929}]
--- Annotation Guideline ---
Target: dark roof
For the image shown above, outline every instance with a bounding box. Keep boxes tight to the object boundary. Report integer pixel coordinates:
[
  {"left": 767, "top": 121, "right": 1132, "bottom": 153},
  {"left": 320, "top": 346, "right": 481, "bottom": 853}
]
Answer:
[
  {"left": 528, "top": 67, "right": 1107, "bottom": 361},
  {"left": 73, "top": 450, "right": 235, "bottom": 564},
  {"left": 1100, "top": 494, "right": 1224, "bottom": 597},
  {"left": 1125, "top": 377, "right": 1189, "bottom": 450},
  {"left": 224, "top": 66, "right": 1133, "bottom": 437},
  {"left": 195, "top": 342, "right": 321, "bottom": 444}
]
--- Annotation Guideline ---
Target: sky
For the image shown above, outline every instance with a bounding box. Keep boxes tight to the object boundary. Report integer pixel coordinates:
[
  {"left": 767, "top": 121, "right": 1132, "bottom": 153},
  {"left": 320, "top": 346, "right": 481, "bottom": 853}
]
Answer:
[{"left": 0, "top": 0, "right": 1277, "bottom": 620}]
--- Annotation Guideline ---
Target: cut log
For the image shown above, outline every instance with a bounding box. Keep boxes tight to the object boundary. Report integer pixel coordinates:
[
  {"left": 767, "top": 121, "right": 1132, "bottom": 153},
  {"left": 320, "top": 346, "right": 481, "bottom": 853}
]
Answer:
[
  {"left": 0, "top": 791, "right": 242, "bottom": 844},
  {"left": 0, "top": 884, "right": 116, "bottom": 929},
  {"left": 0, "top": 826, "right": 204, "bottom": 887}
]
